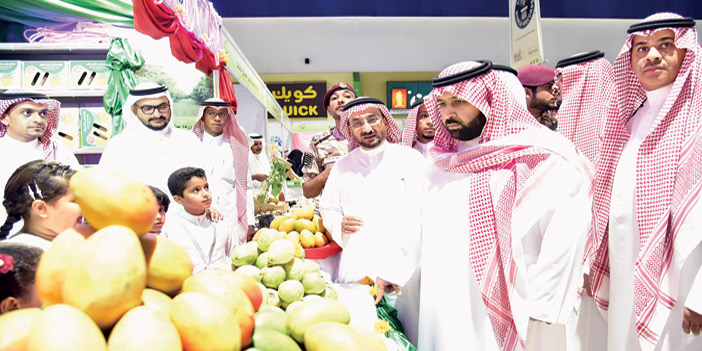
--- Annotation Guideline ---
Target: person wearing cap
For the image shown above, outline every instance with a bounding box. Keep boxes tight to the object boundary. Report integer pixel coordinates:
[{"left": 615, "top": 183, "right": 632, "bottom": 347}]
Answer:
[
  {"left": 376, "top": 61, "right": 593, "bottom": 350},
  {"left": 0, "top": 89, "right": 80, "bottom": 230},
  {"left": 518, "top": 64, "right": 560, "bottom": 129},
  {"left": 400, "top": 98, "right": 435, "bottom": 157},
  {"left": 554, "top": 51, "right": 615, "bottom": 167},
  {"left": 586, "top": 13, "right": 702, "bottom": 350},
  {"left": 319, "top": 97, "right": 425, "bottom": 344},
  {"left": 301, "top": 82, "right": 357, "bottom": 198},
  {"left": 248, "top": 133, "right": 271, "bottom": 194},
  {"left": 192, "top": 98, "right": 251, "bottom": 248},
  {"left": 99, "top": 82, "right": 208, "bottom": 201}
]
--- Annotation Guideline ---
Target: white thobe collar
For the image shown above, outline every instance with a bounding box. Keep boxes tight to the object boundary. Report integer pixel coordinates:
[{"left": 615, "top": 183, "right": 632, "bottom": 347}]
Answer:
[
  {"left": 457, "top": 136, "right": 480, "bottom": 152},
  {"left": 414, "top": 140, "right": 433, "bottom": 154},
  {"left": 202, "top": 132, "right": 224, "bottom": 145},
  {"left": 2, "top": 135, "right": 41, "bottom": 150},
  {"left": 358, "top": 139, "right": 388, "bottom": 156},
  {"left": 644, "top": 83, "right": 674, "bottom": 107},
  {"left": 627, "top": 83, "right": 674, "bottom": 137},
  {"left": 181, "top": 210, "right": 210, "bottom": 227}
]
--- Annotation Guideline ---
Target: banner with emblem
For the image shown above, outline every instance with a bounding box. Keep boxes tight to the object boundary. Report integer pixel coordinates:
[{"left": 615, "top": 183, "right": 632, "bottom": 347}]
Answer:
[{"left": 509, "top": 0, "right": 544, "bottom": 69}]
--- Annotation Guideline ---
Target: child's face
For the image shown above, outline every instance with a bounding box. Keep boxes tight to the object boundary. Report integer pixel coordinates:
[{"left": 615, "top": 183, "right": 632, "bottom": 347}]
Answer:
[
  {"left": 176, "top": 177, "right": 211, "bottom": 215},
  {"left": 43, "top": 189, "right": 83, "bottom": 237},
  {"left": 150, "top": 205, "right": 167, "bottom": 233}
]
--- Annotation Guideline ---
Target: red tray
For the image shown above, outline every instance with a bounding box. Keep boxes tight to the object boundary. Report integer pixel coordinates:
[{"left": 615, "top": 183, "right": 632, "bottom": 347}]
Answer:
[{"left": 304, "top": 241, "right": 342, "bottom": 259}]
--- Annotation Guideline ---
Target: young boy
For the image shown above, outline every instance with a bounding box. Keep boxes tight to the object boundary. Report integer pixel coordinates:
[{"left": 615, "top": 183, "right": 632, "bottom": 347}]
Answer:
[
  {"left": 148, "top": 186, "right": 170, "bottom": 235},
  {"left": 165, "top": 167, "right": 231, "bottom": 273}
]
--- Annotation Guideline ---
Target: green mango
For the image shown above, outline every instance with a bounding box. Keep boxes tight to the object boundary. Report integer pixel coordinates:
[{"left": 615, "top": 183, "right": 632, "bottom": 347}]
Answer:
[
  {"left": 255, "top": 309, "right": 288, "bottom": 335},
  {"left": 285, "top": 299, "right": 350, "bottom": 343},
  {"left": 304, "top": 322, "right": 387, "bottom": 351},
  {"left": 252, "top": 329, "right": 302, "bottom": 351}
]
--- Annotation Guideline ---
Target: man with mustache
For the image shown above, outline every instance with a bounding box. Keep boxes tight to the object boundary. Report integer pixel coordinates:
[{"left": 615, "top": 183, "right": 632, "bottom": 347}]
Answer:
[
  {"left": 586, "top": 13, "right": 702, "bottom": 351},
  {"left": 301, "top": 82, "right": 356, "bottom": 198},
  {"left": 518, "top": 64, "right": 560, "bottom": 129},
  {"left": 191, "top": 98, "right": 251, "bottom": 250},
  {"left": 100, "top": 82, "right": 208, "bottom": 202},
  {"left": 0, "top": 89, "right": 80, "bottom": 233},
  {"left": 376, "top": 61, "right": 593, "bottom": 350},
  {"left": 400, "top": 98, "right": 435, "bottom": 157},
  {"left": 319, "top": 97, "right": 426, "bottom": 344}
]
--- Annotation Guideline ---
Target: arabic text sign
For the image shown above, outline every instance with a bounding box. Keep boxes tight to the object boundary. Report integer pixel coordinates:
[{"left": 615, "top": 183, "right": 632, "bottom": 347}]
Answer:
[{"left": 267, "top": 82, "right": 326, "bottom": 118}]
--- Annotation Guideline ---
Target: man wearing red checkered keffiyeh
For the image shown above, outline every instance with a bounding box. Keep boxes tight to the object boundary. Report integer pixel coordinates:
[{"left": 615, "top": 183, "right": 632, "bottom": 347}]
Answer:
[
  {"left": 587, "top": 13, "right": 702, "bottom": 351},
  {"left": 192, "top": 98, "right": 250, "bottom": 252},
  {"left": 400, "top": 98, "right": 435, "bottom": 157},
  {"left": 0, "top": 89, "right": 80, "bottom": 231},
  {"left": 555, "top": 50, "right": 616, "bottom": 168},
  {"left": 375, "top": 61, "right": 593, "bottom": 351},
  {"left": 319, "top": 97, "right": 426, "bottom": 345}
]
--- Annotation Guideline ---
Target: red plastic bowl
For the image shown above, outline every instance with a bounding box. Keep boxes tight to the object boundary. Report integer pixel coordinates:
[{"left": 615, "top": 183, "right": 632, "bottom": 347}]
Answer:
[{"left": 304, "top": 242, "right": 342, "bottom": 259}]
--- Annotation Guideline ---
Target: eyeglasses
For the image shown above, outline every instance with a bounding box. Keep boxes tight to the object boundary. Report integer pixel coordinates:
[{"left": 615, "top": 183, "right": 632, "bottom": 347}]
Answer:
[
  {"left": 205, "top": 111, "right": 228, "bottom": 119},
  {"left": 137, "top": 102, "right": 170, "bottom": 115},
  {"left": 349, "top": 115, "right": 383, "bottom": 130}
]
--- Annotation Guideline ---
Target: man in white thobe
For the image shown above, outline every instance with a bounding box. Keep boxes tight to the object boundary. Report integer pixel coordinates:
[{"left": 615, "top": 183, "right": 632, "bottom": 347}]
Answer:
[
  {"left": 400, "top": 98, "right": 434, "bottom": 157},
  {"left": 192, "top": 98, "right": 251, "bottom": 248},
  {"left": 247, "top": 133, "right": 271, "bottom": 194},
  {"left": 377, "top": 61, "right": 593, "bottom": 351},
  {"left": 319, "top": 97, "right": 425, "bottom": 345},
  {"left": 588, "top": 13, "right": 702, "bottom": 351},
  {"left": 99, "top": 82, "right": 207, "bottom": 200},
  {"left": 0, "top": 89, "right": 80, "bottom": 232}
]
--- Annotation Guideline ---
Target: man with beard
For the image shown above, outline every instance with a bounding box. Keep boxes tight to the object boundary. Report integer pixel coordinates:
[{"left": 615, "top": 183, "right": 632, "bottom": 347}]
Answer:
[
  {"left": 587, "top": 13, "right": 702, "bottom": 351},
  {"left": 518, "top": 64, "right": 560, "bottom": 129},
  {"left": 247, "top": 133, "right": 271, "bottom": 194},
  {"left": 401, "top": 98, "right": 435, "bottom": 157},
  {"left": 100, "top": 82, "right": 207, "bottom": 200},
  {"left": 376, "top": 61, "right": 593, "bottom": 350},
  {"left": 0, "top": 89, "right": 80, "bottom": 233},
  {"left": 301, "top": 82, "right": 356, "bottom": 198},
  {"left": 319, "top": 97, "right": 425, "bottom": 344}
]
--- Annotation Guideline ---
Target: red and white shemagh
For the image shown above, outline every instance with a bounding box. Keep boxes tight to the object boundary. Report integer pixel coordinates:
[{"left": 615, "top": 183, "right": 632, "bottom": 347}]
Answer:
[
  {"left": 425, "top": 61, "right": 591, "bottom": 350},
  {"left": 0, "top": 89, "right": 61, "bottom": 160},
  {"left": 556, "top": 56, "right": 616, "bottom": 167},
  {"left": 400, "top": 103, "right": 421, "bottom": 147},
  {"left": 338, "top": 100, "right": 402, "bottom": 151},
  {"left": 192, "top": 102, "right": 250, "bottom": 248},
  {"left": 588, "top": 13, "right": 702, "bottom": 349}
]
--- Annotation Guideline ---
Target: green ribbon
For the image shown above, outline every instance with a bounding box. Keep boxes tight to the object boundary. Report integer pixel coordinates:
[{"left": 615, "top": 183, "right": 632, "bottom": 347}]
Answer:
[
  {"left": 0, "top": 0, "right": 133, "bottom": 27},
  {"left": 103, "top": 37, "right": 144, "bottom": 134},
  {"left": 375, "top": 295, "right": 418, "bottom": 351}
]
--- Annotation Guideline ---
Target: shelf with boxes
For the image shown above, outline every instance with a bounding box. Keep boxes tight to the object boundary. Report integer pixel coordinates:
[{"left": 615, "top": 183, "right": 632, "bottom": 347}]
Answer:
[{"left": 0, "top": 44, "right": 113, "bottom": 165}]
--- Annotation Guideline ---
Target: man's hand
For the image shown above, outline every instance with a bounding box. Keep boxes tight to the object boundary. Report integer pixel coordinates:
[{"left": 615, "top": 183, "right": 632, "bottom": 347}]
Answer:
[
  {"left": 302, "top": 163, "right": 334, "bottom": 198},
  {"left": 583, "top": 273, "right": 592, "bottom": 297},
  {"left": 252, "top": 174, "right": 268, "bottom": 182},
  {"left": 341, "top": 216, "right": 363, "bottom": 234},
  {"left": 375, "top": 277, "right": 402, "bottom": 305},
  {"left": 683, "top": 307, "right": 702, "bottom": 335},
  {"left": 205, "top": 208, "right": 224, "bottom": 223}
]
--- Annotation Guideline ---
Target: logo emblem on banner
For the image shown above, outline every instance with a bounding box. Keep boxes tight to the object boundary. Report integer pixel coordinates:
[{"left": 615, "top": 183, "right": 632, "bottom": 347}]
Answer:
[{"left": 515, "top": 0, "right": 535, "bottom": 29}]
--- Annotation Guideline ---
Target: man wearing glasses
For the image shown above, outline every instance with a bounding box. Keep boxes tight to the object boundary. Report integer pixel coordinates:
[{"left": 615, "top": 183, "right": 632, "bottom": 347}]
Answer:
[
  {"left": 319, "top": 97, "right": 426, "bottom": 345},
  {"left": 191, "top": 98, "right": 252, "bottom": 247},
  {"left": 100, "top": 82, "right": 207, "bottom": 202}
]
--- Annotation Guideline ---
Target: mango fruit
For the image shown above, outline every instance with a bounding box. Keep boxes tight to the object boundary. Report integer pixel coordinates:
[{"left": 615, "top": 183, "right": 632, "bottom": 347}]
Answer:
[
  {"left": 233, "top": 241, "right": 259, "bottom": 267},
  {"left": 261, "top": 265, "right": 286, "bottom": 289},
  {"left": 304, "top": 322, "right": 387, "bottom": 351},
  {"left": 255, "top": 252, "right": 269, "bottom": 269},
  {"left": 27, "top": 304, "right": 106, "bottom": 351},
  {"left": 170, "top": 292, "right": 241, "bottom": 351},
  {"left": 283, "top": 258, "right": 305, "bottom": 281},
  {"left": 141, "top": 288, "right": 173, "bottom": 317},
  {"left": 140, "top": 233, "right": 193, "bottom": 296},
  {"left": 267, "top": 239, "right": 295, "bottom": 265},
  {"left": 258, "top": 229, "right": 283, "bottom": 252},
  {"left": 264, "top": 288, "right": 280, "bottom": 307},
  {"left": 235, "top": 265, "right": 262, "bottom": 283},
  {"left": 278, "top": 280, "right": 304, "bottom": 303},
  {"left": 35, "top": 228, "right": 86, "bottom": 305},
  {"left": 252, "top": 329, "right": 302, "bottom": 351},
  {"left": 285, "top": 299, "right": 351, "bottom": 343},
  {"left": 107, "top": 306, "right": 181, "bottom": 351},
  {"left": 70, "top": 167, "right": 158, "bottom": 235},
  {"left": 294, "top": 219, "right": 316, "bottom": 233},
  {"left": 278, "top": 218, "right": 296, "bottom": 233},
  {"left": 0, "top": 308, "right": 41, "bottom": 351},
  {"left": 268, "top": 215, "right": 288, "bottom": 230},
  {"left": 302, "top": 272, "right": 326, "bottom": 294},
  {"left": 62, "top": 226, "right": 146, "bottom": 329},
  {"left": 254, "top": 309, "right": 288, "bottom": 335},
  {"left": 299, "top": 230, "right": 315, "bottom": 248}
]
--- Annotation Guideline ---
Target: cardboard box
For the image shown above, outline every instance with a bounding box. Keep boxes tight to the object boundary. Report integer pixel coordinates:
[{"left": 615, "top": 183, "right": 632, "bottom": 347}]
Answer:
[
  {"left": 69, "top": 61, "right": 110, "bottom": 91},
  {"left": 80, "top": 104, "right": 112, "bottom": 147},
  {"left": 0, "top": 61, "right": 21, "bottom": 89},
  {"left": 22, "top": 61, "right": 69, "bottom": 91},
  {"left": 56, "top": 105, "right": 80, "bottom": 148}
]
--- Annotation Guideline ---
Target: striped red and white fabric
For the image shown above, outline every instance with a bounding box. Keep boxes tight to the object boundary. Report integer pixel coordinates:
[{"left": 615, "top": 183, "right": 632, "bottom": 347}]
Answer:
[
  {"left": 401, "top": 103, "right": 421, "bottom": 147},
  {"left": 425, "top": 61, "right": 590, "bottom": 350},
  {"left": 555, "top": 54, "right": 616, "bottom": 167},
  {"left": 192, "top": 99, "right": 250, "bottom": 247},
  {"left": 0, "top": 89, "right": 60, "bottom": 160},
  {"left": 338, "top": 98, "right": 402, "bottom": 151},
  {"left": 589, "top": 13, "right": 702, "bottom": 349}
]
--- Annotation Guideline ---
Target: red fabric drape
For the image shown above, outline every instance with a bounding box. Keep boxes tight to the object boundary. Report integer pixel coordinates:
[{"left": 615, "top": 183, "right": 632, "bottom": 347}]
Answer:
[
  {"left": 195, "top": 47, "right": 218, "bottom": 75},
  {"left": 169, "top": 27, "right": 204, "bottom": 63},
  {"left": 218, "top": 65, "right": 238, "bottom": 114},
  {"left": 132, "top": 0, "right": 178, "bottom": 39}
]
